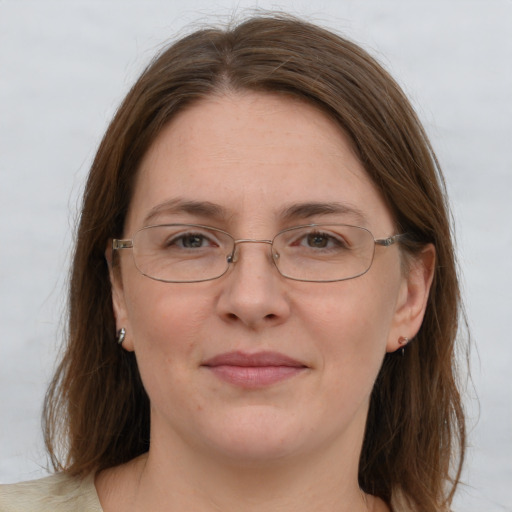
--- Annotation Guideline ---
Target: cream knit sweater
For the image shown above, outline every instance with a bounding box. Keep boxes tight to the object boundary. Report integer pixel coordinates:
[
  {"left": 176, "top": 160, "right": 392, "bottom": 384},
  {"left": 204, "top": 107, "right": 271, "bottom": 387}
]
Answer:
[{"left": 0, "top": 472, "right": 102, "bottom": 512}]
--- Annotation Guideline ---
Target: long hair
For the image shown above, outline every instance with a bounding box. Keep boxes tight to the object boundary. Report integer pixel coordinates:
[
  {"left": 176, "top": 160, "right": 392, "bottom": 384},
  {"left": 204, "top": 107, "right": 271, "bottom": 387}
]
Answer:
[{"left": 43, "top": 14, "right": 466, "bottom": 511}]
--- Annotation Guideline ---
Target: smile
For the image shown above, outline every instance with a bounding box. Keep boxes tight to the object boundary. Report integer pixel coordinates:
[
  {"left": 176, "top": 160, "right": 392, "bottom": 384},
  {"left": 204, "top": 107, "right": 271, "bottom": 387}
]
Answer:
[{"left": 201, "top": 351, "right": 308, "bottom": 388}]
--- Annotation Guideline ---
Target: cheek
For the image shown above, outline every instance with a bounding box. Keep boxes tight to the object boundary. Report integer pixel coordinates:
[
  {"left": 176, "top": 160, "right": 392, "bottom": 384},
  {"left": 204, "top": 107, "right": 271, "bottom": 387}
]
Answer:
[
  {"left": 296, "top": 272, "right": 400, "bottom": 381},
  {"left": 124, "top": 280, "right": 212, "bottom": 365},
  {"left": 301, "top": 278, "right": 396, "bottom": 345},
  {"left": 122, "top": 281, "right": 216, "bottom": 414}
]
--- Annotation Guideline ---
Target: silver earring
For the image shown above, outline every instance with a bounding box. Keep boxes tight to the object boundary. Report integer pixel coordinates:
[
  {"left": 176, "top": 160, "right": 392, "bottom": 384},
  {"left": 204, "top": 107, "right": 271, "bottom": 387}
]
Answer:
[
  {"left": 116, "top": 327, "right": 126, "bottom": 345},
  {"left": 398, "top": 336, "right": 409, "bottom": 356}
]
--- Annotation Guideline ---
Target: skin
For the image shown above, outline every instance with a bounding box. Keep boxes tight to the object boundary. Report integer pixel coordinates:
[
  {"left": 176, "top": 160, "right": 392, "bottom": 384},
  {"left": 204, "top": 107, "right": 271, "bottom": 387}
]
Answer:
[{"left": 99, "top": 91, "right": 434, "bottom": 511}]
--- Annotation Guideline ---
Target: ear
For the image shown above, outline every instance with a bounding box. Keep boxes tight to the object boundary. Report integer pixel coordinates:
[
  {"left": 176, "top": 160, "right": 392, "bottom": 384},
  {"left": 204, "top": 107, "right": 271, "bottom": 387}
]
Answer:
[
  {"left": 105, "top": 243, "right": 135, "bottom": 352},
  {"left": 386, "top": 244, "right": 435, "bottom": 353}
]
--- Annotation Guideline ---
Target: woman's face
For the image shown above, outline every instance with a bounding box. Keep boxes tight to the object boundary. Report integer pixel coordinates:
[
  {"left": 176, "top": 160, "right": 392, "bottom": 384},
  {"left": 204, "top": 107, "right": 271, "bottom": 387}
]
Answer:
[{"left": 111, "top": 92, "right": 428, "bottom": 467}]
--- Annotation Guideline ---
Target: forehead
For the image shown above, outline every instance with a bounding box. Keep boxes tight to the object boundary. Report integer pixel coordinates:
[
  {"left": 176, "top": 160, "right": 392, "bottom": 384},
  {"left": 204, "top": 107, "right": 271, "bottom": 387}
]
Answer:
[{"left": 127, "top": 92, "right": 393, "bottom": 233}]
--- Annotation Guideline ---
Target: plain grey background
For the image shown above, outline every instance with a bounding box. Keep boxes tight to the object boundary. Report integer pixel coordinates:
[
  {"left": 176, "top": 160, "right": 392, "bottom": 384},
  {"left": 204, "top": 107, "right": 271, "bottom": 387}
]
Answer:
[{"left": 1, "top": 1, "right": 511, "bottom": 510}]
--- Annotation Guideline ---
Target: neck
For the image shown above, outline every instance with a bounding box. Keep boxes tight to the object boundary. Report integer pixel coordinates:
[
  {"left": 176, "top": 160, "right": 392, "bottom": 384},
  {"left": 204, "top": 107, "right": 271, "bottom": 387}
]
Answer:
[
  {"left": 96, "top": 404, "right": 386, "bottom": 512},
  {"left": 128, "top": 434, "right": 371, "bottom": 512}
]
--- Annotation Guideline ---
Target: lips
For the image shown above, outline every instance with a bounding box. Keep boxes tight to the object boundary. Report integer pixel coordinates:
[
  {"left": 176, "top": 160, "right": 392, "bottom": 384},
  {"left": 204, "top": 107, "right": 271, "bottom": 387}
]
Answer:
[{"left": 202, "top": 351, "right": 308, "bottom": 388}]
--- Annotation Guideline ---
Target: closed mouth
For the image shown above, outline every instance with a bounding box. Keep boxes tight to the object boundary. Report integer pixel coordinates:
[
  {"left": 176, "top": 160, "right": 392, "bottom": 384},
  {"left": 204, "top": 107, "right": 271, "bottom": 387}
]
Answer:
[{"left": 201, "top": 351, "right": 308, "bottom": 388}]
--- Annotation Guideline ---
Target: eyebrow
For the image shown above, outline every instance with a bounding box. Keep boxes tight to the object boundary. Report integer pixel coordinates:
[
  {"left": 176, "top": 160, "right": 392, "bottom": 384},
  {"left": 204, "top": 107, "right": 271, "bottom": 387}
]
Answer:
[
  {"left": 143, "top": 199, "right": 229, "bottom": 225},
  {"left": 279, "top": 201, "right": 368, "bottom": 225},
  {"left": 143, "top": 198, "right": 368, "bottom": 226}
]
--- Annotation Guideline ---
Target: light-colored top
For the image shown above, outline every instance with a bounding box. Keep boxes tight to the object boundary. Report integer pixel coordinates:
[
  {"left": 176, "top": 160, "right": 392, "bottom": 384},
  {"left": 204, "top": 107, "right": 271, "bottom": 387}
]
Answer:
[{"left": 0, "top": 472, "right": 103, "bottom": 512}]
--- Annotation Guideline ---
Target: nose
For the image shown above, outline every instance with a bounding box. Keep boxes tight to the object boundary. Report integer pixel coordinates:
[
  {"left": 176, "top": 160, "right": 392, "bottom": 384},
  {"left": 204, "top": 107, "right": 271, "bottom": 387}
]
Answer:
[{"left": 216, "top": 240, "right": 291, "bottom": 330}]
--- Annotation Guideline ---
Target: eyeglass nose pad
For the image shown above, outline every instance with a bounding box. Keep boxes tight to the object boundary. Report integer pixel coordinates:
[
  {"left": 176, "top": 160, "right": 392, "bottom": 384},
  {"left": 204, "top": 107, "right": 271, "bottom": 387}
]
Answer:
[{"left": 227, "top": 247, "right": 238, "bottom": 264}]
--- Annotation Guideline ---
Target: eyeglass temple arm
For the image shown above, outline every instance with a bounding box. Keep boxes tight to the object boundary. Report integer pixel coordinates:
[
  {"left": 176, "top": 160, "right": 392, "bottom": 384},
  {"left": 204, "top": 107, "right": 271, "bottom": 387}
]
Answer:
[
  {"left": 112, "top": 239, "right": 133, "bottom": 250},
  {"left": 374, "top": 234, "right": 407, "bottom": 247}
]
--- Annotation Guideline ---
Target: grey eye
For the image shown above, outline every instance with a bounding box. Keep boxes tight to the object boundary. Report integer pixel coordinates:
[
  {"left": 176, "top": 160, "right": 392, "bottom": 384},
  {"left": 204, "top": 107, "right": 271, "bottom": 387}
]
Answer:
[
  {"left": 306, "top": 233, "right": 330, "bottom": 248},
  {"left": 179, "top": 234, "right": 208, "bottom": 248}
]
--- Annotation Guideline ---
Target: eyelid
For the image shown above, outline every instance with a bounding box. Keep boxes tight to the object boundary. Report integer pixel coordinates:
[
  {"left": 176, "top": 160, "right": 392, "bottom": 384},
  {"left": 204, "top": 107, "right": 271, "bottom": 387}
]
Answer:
[
  {"left": 162, "top": 226, "right": 230, "bottom": 250},
  {"left": 300, "top": 229, "right": 347, "bottom": 246},
  {"left": 169, "top": 227, "right": 218, "bottom": 240}
]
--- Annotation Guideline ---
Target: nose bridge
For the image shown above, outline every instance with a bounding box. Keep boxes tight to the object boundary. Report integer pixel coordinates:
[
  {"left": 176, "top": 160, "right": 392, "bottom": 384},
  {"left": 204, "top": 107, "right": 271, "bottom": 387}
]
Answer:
[
  {"left": 229, "top": 238, "right": 273, "bottom": 264},
  {"left": 218, "top": 236, "right": 289, "bottom": 329}
]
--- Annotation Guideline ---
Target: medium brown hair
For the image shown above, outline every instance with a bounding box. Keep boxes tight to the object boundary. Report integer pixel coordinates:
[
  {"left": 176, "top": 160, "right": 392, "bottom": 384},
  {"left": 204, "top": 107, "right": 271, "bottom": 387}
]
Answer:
[{"left": 44, "top": 14, "right": 466, "bottom": 511}]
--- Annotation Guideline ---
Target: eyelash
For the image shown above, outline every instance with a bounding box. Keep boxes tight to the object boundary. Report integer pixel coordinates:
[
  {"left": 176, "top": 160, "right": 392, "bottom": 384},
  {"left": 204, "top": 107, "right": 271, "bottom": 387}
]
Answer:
[{"left": 166, "top": 232, "right": 218, "bottom": 249}]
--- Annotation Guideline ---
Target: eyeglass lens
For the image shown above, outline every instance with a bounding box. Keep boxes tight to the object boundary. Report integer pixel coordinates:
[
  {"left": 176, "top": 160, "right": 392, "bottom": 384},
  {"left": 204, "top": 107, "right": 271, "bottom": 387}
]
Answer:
[{"left": 129, "top": 224, "right": 377, "bottom": 283}]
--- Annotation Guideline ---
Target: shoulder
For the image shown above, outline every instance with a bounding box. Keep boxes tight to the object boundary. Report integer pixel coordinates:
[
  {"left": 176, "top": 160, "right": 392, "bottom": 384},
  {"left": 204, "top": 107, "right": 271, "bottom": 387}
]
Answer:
[{"left": 0, "top": 472, "right": 102, "bottom": 512}]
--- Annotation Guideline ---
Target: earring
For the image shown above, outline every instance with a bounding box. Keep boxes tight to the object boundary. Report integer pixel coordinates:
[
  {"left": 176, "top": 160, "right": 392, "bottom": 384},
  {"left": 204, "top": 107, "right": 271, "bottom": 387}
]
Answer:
[
  {"left": 398, "top": 336, "right": 409, "bottom": 356},
  {"left": 116, "top": 327, "right": 126, "bottom": 345}
]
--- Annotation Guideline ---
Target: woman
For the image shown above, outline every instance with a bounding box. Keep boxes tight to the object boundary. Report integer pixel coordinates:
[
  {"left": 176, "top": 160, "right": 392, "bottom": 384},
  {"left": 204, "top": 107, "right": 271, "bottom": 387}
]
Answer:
[{"left": 0, "top": 14, "right": 466, "bottom": 512}]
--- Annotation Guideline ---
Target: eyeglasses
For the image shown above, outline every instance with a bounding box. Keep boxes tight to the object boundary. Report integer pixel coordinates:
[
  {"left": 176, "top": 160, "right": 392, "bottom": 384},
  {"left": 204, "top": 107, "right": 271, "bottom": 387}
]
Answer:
[{"left": 112, "top": 223, "right": 406, "bottom": 283}]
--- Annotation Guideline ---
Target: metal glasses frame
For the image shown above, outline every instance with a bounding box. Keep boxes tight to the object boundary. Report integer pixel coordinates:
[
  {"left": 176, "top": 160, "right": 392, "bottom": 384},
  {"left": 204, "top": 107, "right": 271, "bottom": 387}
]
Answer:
[{"left": 112, "top": 223, "right": 407, "bottom": 283}]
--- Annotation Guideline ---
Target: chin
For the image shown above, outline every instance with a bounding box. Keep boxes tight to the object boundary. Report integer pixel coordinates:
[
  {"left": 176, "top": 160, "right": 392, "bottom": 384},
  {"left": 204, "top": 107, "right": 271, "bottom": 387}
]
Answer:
[{"left": 195, "top": 408, "right": 320, "bottom": 466}]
